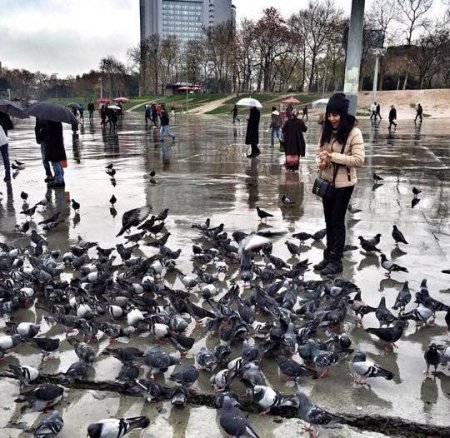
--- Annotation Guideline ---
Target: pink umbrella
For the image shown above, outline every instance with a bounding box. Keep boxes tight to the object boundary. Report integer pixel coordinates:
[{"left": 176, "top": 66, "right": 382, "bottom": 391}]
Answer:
[
  {"left": 96, "top": 98, "right": 111, "bottom": 104},
  {"left": 282, "top": 96, "right": 300, "bottom": 104},
  {"left": 113, "top": 97, "right": 129, "bottom": 103}
]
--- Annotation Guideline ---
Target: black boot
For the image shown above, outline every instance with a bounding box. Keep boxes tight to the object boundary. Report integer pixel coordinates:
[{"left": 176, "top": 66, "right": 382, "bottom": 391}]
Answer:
[
  {"left": 313, "top": 249, "right": 329, "bottom": 271},
  {"left": 321, "top": 252, "right": 343, "bottom": 276}
]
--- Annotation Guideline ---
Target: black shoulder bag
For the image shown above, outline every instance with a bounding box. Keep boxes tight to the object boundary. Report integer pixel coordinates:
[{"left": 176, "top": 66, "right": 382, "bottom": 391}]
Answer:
[{"left": 312, "top": 141, "right": 346, "bottom": 200}]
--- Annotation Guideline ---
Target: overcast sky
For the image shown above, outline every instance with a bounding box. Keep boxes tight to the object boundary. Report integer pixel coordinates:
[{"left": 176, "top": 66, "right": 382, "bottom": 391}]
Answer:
[{"left": 0, "top": 0, "right": 444, "bottom": 78}]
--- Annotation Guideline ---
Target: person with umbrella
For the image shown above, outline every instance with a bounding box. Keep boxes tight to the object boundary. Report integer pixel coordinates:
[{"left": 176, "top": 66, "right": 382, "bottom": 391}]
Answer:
[
  {"left": 0, "top": 111, "right": 13, "bottom": 182},
  {"left": 35, "top": 118, "right": 54, "bottom": 182},
  {"left": 282, "top": 108, "right": 307, "bottom": 171},
  {"left": 245, "top": 106, "right": 261, "bottom": 158},
  {"left": 40, "top": 120, "right": 67, "bottom": 188}
]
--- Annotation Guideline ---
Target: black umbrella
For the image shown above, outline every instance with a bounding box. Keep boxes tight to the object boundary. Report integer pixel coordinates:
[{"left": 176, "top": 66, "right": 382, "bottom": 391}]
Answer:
[
  {"left": 25, "top": 102, "right": 78, "bottom": 125},
  {"left": 67, "top": 102, "right": 83, "bottom": 109},
  {"left": 0, "top": 99, "right": 28, "bottom": 119}
]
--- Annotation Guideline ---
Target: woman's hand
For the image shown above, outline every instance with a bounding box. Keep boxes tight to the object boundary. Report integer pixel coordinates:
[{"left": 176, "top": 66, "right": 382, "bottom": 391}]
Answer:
[
  {"left": 318, "top": 159, "right": 327, "bottom": 170},
  {"left": 319, "top": 150, "right": 332, "bottom": 161}
]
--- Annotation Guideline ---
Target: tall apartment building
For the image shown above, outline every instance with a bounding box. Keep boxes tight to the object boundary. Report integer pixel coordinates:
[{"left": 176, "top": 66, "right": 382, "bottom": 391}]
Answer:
[{"left": 140, "top": 0, "right": 236, "bottom": 46}]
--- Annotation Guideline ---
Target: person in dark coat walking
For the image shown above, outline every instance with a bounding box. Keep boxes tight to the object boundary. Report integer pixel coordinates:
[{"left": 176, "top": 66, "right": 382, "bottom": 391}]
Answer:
[
  {"left": 0, "top": 112, "right": 13, "bottom": 182},
  {"left": 35, "top": 118, "right": 54, "bottom": 182},
  {"left": 281, "top": 109, "right": 307, "bottom": 171},
  {"left": 231, "top": 105, "right": 240, "bottom": 124},
  {"left": 388, "top": 105, "right": 397, "bottom": 130},
  {"left": 415, "top": 103, "right": 423, "bottom": 123},
  {"left": 41, "top": 121, "right": 66, "bottom": 188},
  {"left": 376, "top": 103, "right": 382, "bottom": 120},
  {"left": 87, "top": 102, "right": 95, "bottom": 123},
  {"left": 245, "top": 106, "right": 261, "bottom": 158}
]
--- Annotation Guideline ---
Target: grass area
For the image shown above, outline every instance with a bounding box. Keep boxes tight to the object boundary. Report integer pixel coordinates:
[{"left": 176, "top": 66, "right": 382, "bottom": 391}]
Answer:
[
  {"left": 49, "top": 92, "right": 326, "bottom": 115},
  {"left": 49, "top": 94, "right": 225, "bottom": 112}
]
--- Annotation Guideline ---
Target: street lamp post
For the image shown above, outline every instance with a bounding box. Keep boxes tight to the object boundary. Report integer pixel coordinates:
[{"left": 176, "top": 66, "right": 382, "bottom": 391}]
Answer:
[
  {"left": 371, "top": 47, "right": 386, "bottom": 103},
  {"left": 369, "top": 29, "right": 386, "bottom": 103}
]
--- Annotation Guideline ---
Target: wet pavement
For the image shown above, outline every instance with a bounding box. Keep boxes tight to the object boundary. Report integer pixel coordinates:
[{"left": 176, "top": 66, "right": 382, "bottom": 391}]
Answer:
[{"left": 1, "top": 113, "right": 450, "bottom": 437}]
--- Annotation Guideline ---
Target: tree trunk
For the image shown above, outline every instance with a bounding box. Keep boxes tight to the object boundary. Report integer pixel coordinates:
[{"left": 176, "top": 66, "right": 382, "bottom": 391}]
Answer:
[{"left": 402, "top": 73, "right": 408, "bottom": 90}]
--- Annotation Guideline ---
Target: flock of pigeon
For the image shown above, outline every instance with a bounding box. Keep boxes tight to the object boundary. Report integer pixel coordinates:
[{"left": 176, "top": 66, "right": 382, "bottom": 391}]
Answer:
[{"left": 0, "top": 162, "right": 449, "bottom": 438}]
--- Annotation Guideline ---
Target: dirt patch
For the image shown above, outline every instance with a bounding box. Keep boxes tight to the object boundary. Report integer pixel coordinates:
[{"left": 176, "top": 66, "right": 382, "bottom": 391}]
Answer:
[{"left": 357, "top": 89, "right": 450, "bottom": 120}]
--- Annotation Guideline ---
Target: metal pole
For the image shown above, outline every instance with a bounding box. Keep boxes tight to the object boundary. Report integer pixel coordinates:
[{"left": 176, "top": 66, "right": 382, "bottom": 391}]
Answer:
[
  {"left": 372, "top": 53, "right": 380, "bottom": 103},
  {"left": 343, "top": 0, "right": 365, "bottom": 116}
]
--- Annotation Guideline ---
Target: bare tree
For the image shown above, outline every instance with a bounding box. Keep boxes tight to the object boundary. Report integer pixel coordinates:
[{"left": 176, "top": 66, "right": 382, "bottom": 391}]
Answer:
[
  {"left": 397, "top": 0, "right": 433, "bottom": 45},
  {"left": 292, "top": 0, "right": 341, "bottom": 92},
  {"left": 160, "top": 35, "right": 180, "bottom": 94},
  {"left": 252, "top": 8, "right": 292, "bottom": 92},
  {"left": 409, "top": 24, "right": 449, "bottom": 88},
  {"left": 183, "top": 39, "right": 207, "bottom": 86},
  {"left": 99, "top": 56, "right": 126, "bottom": 97},
  {"left": 141, "top": 34, "right": 161, "bottom": 95}
]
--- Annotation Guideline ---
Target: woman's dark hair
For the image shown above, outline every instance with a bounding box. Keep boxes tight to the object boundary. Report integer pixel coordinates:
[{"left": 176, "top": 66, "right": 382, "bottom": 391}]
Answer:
[{"left": 320, "top": 113, "right": 357, "bottom": 146}]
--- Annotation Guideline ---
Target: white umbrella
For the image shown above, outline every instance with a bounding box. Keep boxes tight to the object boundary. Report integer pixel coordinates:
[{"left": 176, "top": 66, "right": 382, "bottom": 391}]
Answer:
[
  {"left": 236, "top": 97, "right": 263, "bottom": 108},
  {"left": 312, "top": 98, "right": 329, "bottom": 109},
  {"left": 107, "top": 105, "right": 121, "bottom": 111}
]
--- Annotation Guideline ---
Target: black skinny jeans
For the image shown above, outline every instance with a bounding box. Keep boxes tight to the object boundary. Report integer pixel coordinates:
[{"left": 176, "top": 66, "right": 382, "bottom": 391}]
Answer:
[{"left": 322, "top": 185, "right": 354, "bottom": 259}]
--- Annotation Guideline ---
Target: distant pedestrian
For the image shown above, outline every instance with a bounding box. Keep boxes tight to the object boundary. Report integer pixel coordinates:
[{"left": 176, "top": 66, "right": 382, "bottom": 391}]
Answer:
[
  {"left": 388, "top": 105, "right": 397, "bottom": 130},
  {"left": 35, "top": 118, "right": 54, "bottom": 182},
  {"left": 151, "top": 103, "right": 158, "bottom": 127},
  {"left": 285, "top": 103, "right": 294, "bottom": 120},
  {"left": 281, "top": 108, "right": 307, "bottom": 171},
  {"left": 269, "top": 106, "right": 281, "bottom": 146},
  {"left": 245, "top": 106, "right": 261, "bottom": 158},
  {"left": 100, "top": 105, "right": 107, "bottom": 127},
  {"left": 0, "top": 112, "right": 13, "bottom": 182},
  {"left": 415, "top": 103, "right": 423, "bottom": 123},
  {"left": 87, "top": 102, "right": 95, "bottom": 123},
  {"left": 302, "top": 105, "right": 308, "bottom": 121},
  {"left": 145, "top": 104, "right": 152, "bottom": 125},
  {"left": 79, "top": 105, "right": 84, "bottom": 122},
  {"left": 376, "top": 103, "right": 382, "bottom": 120},
  {"left": 160, "top": 105, "right": 175, "bottom": 142},
  {"left": 370, "top": 102, "right": 377, "bottom": 121},
  {"left": 231, "top": 105, "right": 240, "bottom": 124}
]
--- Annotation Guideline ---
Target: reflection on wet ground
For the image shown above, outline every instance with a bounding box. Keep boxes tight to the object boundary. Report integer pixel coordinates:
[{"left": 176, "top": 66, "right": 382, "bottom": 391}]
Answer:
[{"left": 1, "top": 114, "right": 450, "bottom": 437}]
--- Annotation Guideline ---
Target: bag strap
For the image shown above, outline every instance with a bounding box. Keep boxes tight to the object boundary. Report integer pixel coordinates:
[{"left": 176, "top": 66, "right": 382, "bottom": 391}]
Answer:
[{"left": 330, "top": 140, "right": 347, "bottom": 185}]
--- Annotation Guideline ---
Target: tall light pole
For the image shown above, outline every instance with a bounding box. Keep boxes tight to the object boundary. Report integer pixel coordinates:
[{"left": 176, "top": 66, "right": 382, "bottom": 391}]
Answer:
[
  {"left": 370, "top": 30, "right": 385, "bottom": 103},
  {"left": 343, "top": 0, "right": 365, "bottom": 116}
]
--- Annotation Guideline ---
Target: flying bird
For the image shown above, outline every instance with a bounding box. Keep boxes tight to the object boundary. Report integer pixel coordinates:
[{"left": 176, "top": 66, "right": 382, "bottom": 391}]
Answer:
[{"left": 117, "top": 206, "right": 152, "bottom": 237}]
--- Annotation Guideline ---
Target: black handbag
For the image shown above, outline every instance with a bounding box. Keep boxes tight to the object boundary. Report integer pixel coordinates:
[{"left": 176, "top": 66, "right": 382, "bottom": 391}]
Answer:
[
  {"left": 312, "top": 142, "right": 346, "bottom": 199},
  {"left": 312, "top": 175, "right": 335, "bottom": 199}
]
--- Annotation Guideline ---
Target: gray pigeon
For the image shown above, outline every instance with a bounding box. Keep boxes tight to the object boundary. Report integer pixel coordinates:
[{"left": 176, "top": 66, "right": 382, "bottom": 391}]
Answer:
[
  {"left": 351, "top": 351, "right": 394, "bottom": 386},
  {"left": 87, "top": 416, "right": 150, "bottom": 438},
  {"left": 219, "top": 396, "right": 260, "bottom": 438},
  {"left": 392, "top": 225, "right": 408, "bottom": 245},
  {"left": 296, "top": 390, "right": 343, "bottom": 435},
  {"left": 32, "top": 410, "right": 64, "bottom": 438}
]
